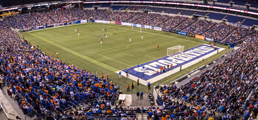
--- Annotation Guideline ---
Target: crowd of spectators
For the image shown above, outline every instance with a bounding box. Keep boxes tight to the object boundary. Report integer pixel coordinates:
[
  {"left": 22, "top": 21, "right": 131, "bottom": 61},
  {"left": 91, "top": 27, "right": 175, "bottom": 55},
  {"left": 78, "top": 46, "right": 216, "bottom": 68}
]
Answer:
[
  {"left": 226, "top": 27, "right": 252, "bottom": 44},
  {"left": 203, "top": 23, "right": 235, "bottom": 42},
  {"left": 0, "top": 19, "right": 123, "bottom": 119},
  {"left": 184, "top": 20, "right": 216, "bottom": 35},
  {"left": 158, "top": 31, "right": 258, "bottom": 119},
  {"left": 174, "top": 18, "right": 198, "bottom": 31},
  {"left": 4, "top": 15, "right": 22, "bottom": 29},
  {"left": 32, "top": 11, "right": 55, "bottom": 26},
  {"left": 17, "top": 13, "right": 39, "bottom": 30},
  {"left": 1, "top": 6, "right": 258, "bottom": 119}
]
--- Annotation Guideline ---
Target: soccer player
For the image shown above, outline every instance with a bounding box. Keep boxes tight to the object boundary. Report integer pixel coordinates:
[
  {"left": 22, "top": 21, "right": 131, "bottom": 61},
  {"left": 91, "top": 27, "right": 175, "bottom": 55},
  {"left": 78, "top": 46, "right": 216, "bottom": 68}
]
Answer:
[
  {"left": 157, "top": 45, "right": 159, "bottom": 50},
  {"left": 129, "top": 38, "right": 131, "bottom": 42},
  {"left": 78, "top": 29, "right": 79, "bottom": 32},
  {"left": 126, "top": 36, "right": 127, "bottom": 40},
  {"left": 105, "top": 28, "right": 106, "bottom": 31},
  {"left": 132, "top": 27, "right": 133, "bottom": 29},
  {"left": 75, "top": 29, "right": 77, "bottom": 32},
  {"left": 100, "top": 39, "right": 102, "bottom": 44},
  {"left": 78, "top": 33, "right": 80, "bottom": 36},
  {"left": 140, "top": 30, "right": 142, "bottom": 33},
  {"left": 114, "top": 31, "right": 116, "bottom": 34},
  {"left": 142, "top": 66, "right": 145, "bottom": 73},
  {"left": 126, "top": 70, "right": 128, "bottom": 78},
  {"left": 141, "top": 36, "right": 143, "bottom": 40},
  {"left": 119, "top": 71, "right": 121, "bottom": 78},
  {"left": 102, "top": 28, "right": 104, "bottom": 31},
  {"left": 105, "top": 35, "right": 107, "bottom": 38}
]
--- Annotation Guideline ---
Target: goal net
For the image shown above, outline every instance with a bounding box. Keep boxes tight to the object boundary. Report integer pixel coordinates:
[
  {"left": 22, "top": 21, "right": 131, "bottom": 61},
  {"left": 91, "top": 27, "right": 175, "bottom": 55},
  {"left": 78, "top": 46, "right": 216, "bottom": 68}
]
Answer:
[{"left": 167, "top": 45, "right": 184, "bottom": 56}]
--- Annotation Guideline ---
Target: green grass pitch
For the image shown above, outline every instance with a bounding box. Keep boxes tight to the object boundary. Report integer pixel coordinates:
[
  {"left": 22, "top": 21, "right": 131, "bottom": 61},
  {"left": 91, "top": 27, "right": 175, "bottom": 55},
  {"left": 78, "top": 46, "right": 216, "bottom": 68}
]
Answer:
[{"left": 21, "top": 23, "right": 230, "bottom": 94}]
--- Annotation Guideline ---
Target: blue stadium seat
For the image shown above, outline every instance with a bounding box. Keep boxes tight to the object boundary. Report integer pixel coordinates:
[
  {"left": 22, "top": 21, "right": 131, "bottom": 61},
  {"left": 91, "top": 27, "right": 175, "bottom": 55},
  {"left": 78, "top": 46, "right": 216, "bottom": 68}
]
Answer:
[
  {"left": 217, "top": 0, "right": 231, "bottom": 4},
  {"left": 180, "top": 10, "right": 195, "bottom": 16},
  {"left": 153, "top": 8, "right": 167, "bottom": 12},
  {"left": 194, "top": 12, "right": 208, "bottom": 16},
  {"left": 224, "top": 15, "right": 245, "bottom": 23},
  {"left": 83, "top": 4, "right": 93, "bottom": 8},
  {"left": 247, "top": 1, "right": 258, "bottom": 8},
  {"left": 164, "top": 8, "right": 181, "bottom": 14},
  {"left": 232, "top": 0, "right": 247, "bottom": 5},
  {"left": 100, "top": 4, "right": 110, "bottom": 7},
  {"left": 207, "top": 13, "right": 226, "bottom": 20},
  {"left": 111, "top": 6, "right": 122, "bottom": 10},
  {"left": 242, "top": 18, "right": 258, "bottom": 26},
  {"left": 94, "top": 3, "right": 101, "bottom": 6}
]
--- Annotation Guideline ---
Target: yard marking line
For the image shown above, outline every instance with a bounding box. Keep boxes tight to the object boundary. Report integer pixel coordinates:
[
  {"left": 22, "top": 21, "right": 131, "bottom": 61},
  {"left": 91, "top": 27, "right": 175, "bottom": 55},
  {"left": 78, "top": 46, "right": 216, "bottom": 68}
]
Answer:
[
  {"left": 100, "top": 23, "right": 200, "bottom": 44},
  {"left": 99, "top": 53, "right": 131, "bottom": 67},
  {"left": 28, "top": 32, "right": 119, "bottom": 72}
]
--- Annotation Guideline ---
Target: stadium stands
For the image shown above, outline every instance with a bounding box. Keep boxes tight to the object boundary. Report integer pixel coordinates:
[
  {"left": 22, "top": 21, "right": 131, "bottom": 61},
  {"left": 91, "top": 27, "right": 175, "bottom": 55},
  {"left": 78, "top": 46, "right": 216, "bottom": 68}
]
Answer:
[
  {"left": 184, "top": 20, "right": 216, "bottom": 35},
  {"left": 203, "top": 23, "right": 235, "bottom": 42},
  {"left": 180, "top": 10, "right": 196, "bottom": 16},
  {"left": 152, "top": 8, "right": 167, "bottom": 13},
  {"left": 128, "top": 6, "right": 147, "bottom": 11},
  {"left": 207, "top": 13, "right": 226, "bottom": 20},
  {"left": 242, "top": 18, "right": 258, "bottom": 26},
  {"left": 194, "top": 11, "right": 208, "bottom": 16},
  {"left": 83, "top": 4, "right": 93, "bottom": 8},
  {"left": 224, "top": 15, "right": 245, "bottom": 23},
  {"left": 164, "top": 8, "right": 181, "bottom": 14},
  {"left": 158, "top": 32, "right": 258, "bottom": 119},
  {"left": 100, "top": 3, "right": 111, "bottom": 7},
  {"left": 1, "top": 4, "right": 258, "bottom": 119}
]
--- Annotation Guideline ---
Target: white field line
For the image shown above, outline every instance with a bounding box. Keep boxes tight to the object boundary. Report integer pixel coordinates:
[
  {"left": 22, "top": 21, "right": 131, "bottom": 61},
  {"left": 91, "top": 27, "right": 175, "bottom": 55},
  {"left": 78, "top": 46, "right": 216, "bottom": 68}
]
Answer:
[{"left": 117, "top": 45, "right": 225, "bottom": 86}]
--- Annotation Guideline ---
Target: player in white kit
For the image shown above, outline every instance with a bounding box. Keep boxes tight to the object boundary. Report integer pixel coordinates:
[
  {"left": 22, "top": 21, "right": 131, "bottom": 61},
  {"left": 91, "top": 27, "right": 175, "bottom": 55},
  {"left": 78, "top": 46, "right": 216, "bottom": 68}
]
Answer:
[
  {"left": 78, "top": 33, "right": 80, "bottom": 36},
  {"left": 141, "top": 36, "right": 143, "bottom": 40},
  {"left": 129, "top": 38, "right": 131, "bottom": 42}
]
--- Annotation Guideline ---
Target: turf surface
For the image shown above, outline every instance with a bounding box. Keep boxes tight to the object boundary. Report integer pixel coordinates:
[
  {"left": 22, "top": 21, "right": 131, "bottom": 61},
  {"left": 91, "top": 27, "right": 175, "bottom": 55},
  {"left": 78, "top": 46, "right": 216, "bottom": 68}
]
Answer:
[{"left": 20, "top": 23, "right": 230, "bottom": 94}]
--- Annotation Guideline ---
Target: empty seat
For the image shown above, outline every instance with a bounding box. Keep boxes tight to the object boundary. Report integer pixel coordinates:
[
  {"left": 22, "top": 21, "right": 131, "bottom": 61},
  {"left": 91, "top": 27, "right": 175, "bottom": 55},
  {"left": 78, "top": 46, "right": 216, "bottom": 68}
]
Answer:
[{"left": 207, "top": 13, "right": 226, "bottom": 20}]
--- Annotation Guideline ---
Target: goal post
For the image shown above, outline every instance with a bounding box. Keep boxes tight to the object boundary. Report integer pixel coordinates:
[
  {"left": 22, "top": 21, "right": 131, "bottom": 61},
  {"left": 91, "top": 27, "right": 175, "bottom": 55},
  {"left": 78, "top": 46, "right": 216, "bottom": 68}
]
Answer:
[{"left": 167, "top": 45, "right": 184, "bottom": 56}]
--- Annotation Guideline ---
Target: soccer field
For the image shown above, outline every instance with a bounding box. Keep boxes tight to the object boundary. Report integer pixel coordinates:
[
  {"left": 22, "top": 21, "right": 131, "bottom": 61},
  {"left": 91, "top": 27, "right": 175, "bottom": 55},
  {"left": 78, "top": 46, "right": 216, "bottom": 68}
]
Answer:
[{"left": 21, "top": 23, "right": 229, "bottom": 93}]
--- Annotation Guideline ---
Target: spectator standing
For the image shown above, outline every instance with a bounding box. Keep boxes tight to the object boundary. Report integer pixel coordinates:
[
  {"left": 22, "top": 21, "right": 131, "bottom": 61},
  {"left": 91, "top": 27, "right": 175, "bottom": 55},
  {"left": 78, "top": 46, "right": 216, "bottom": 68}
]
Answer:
[
  {"left": 137, "top": 78, "right": 139, "bottom": 86},
  {"left": 137, "top": 91, "right": 140, "bottom": 99},
  {"left": 127, "top": 84, "right": 130, "bottom": 92},
  {"left": 132, "top": 81, "right": 134, "bottom": 89},
  {"left": 140, "top": 91, "right": 143, "bottom": 99},
  {"left": 147, "top": 82, "right": 151, "bottom": 90}
]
